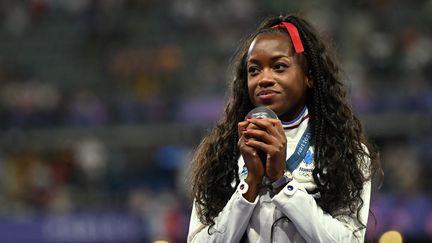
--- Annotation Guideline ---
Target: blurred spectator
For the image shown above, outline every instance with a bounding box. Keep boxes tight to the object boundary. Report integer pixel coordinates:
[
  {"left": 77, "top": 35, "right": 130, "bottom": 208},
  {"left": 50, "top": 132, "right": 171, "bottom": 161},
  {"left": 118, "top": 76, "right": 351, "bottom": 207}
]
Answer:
[
  {"left": 67, "top": 90, "right": 109, "bottom": 127},
  {"left": 74, "top": 137, "right": 108, "bottom": 183}
]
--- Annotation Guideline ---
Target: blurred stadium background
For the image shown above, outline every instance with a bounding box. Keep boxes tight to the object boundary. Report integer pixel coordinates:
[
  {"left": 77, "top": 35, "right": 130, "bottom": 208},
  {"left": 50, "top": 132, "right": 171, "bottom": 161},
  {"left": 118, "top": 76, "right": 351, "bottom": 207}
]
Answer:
[{"left": 0, "top": 0, "right": 431, "bottom": 242}]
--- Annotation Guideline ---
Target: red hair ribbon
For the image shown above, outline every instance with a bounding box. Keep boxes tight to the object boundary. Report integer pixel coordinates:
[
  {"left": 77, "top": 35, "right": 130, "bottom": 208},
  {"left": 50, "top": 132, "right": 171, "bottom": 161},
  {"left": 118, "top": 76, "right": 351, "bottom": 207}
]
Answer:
[{"left": 271, "top": 22, "right": 304, "bottom": 53}]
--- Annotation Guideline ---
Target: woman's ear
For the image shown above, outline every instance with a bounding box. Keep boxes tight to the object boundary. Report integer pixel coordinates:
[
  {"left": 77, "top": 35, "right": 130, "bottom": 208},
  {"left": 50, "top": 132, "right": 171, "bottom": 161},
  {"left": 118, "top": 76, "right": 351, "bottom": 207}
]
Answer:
[
  {"left": 304, "top": 66, "right": 313, "bottom": 88},
  {"left": 306, "top": 75, "right": 314, "bottom": 88}
]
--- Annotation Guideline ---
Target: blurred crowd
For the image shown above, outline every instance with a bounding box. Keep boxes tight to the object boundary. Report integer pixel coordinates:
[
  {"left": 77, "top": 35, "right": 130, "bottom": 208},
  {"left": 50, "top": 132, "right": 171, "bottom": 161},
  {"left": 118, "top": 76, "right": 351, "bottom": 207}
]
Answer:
[{"left": 0, "top": 0, "right": 431, "bottom": 242}]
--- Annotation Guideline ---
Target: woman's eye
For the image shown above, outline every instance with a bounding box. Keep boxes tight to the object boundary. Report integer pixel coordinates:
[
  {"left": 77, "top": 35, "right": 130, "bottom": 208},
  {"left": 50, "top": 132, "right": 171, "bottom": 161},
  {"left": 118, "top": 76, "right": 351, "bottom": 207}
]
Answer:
[
  {"left": 248, "top": 66, "right": 260, "bottom": 76},
  {"left": 274, "top": 63, "right": 288, "bottom": 71}
]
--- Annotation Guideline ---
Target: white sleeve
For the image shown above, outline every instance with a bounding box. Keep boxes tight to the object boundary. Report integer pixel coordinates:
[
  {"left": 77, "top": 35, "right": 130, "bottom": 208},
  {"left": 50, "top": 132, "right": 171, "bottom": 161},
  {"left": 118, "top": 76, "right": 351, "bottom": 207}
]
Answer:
[
  {"left": 187, "top": 183, "right": 259, "bottom": 243},
  {"left": 272, "top": 178, "right": 371, "bottom": 243}
]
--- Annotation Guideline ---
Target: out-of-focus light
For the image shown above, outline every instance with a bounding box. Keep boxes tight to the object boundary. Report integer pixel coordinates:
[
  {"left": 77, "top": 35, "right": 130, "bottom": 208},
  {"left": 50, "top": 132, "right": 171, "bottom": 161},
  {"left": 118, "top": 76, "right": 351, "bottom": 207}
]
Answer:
[
  {"left": 153, "top": 240, "right": 169, "bottom": 243},
  {"left": 379, "top": 230, "right": 403, "bottom": 243}
]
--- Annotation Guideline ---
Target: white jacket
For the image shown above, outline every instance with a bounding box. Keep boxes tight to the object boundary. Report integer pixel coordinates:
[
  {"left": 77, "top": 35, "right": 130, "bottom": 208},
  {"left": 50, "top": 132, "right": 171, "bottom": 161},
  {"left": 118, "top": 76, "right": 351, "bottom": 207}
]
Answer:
[{"left": 187, "top": 108, "right": 371, "bottom": 243}]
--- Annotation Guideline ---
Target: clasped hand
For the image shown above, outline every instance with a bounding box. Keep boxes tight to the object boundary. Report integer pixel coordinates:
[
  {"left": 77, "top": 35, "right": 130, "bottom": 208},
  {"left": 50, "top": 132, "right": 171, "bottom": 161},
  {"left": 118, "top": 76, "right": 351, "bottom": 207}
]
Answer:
[{"left": 238, "top": 117, "right": 287, "bottom": 185}]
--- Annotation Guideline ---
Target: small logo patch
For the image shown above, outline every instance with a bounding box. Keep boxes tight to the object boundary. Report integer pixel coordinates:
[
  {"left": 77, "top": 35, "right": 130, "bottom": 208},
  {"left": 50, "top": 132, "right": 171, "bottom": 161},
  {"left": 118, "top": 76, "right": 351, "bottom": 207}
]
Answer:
[{"left": 304, "top": 149, "right": 314, "bottom": 165}]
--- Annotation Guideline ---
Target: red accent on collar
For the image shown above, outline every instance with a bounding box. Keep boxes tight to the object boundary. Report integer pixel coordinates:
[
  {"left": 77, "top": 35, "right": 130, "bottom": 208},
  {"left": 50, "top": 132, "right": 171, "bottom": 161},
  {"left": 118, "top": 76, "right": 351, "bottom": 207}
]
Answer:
[{"left": 272, "top": 22, "right": 304, "bottom": 53}]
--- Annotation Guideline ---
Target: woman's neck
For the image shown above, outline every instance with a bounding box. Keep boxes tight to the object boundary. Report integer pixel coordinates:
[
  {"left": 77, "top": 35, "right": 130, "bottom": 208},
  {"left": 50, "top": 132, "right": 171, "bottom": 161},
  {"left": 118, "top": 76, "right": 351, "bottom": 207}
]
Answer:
[{"left": 281, "top": 106, "right": 307, "bottom": 125}]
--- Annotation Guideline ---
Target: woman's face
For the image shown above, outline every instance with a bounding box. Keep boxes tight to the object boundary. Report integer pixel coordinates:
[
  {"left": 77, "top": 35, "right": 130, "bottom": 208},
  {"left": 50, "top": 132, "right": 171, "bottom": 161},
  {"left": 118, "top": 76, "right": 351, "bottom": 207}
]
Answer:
[{"left": 246, "top": 32, "right": 310, "bottom": 121}]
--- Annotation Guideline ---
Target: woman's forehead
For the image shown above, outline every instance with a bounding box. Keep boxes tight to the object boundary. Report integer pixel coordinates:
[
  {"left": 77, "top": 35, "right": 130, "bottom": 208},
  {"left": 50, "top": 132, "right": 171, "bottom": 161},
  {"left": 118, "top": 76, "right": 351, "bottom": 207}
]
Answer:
[{"left": 247, "top": 33, "right": 301, "bottom": 63}]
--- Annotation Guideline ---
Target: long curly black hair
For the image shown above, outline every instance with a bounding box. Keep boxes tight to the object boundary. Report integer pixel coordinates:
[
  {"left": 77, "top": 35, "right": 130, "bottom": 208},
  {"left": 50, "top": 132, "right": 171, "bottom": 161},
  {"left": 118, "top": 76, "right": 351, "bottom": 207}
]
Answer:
[{"left": 190, "top": 13, "right": 380, "bottom": 231}]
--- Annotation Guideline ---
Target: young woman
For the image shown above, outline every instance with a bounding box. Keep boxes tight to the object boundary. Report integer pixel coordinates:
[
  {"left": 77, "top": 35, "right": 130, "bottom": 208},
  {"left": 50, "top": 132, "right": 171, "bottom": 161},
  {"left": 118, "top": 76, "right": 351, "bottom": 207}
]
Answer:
[{"left": 188, "top": 14, "right": 380, "bottom": 243}]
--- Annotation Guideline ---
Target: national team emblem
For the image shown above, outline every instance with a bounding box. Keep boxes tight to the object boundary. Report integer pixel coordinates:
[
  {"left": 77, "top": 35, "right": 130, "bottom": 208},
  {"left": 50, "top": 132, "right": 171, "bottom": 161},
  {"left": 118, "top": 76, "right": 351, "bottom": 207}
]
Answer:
[{"left": 303, "top": 149, "right": 314, "bottom": 165}]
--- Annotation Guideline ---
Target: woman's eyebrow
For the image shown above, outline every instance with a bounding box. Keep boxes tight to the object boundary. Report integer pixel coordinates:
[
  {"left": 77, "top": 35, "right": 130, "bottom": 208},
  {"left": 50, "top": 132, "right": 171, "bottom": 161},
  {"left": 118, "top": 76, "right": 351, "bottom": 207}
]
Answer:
[
  {"left": 270, "top": 55, "right": 299, "bottom": 64},
  {"left": 246, "top": 59, "right": 261, "bottom": 65},
  {"left": 273, "top": 54, "right": 301, "bottom": 63},
  {"left": 246, "top": 54, "right": 300, "bottom": 65}
]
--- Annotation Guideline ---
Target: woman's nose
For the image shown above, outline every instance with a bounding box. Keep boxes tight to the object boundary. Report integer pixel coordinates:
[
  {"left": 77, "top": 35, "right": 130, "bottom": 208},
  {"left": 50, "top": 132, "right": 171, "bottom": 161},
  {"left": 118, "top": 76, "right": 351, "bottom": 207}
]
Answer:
[{"left": 258, "top": 69, "right": 275, "bottom": 87}]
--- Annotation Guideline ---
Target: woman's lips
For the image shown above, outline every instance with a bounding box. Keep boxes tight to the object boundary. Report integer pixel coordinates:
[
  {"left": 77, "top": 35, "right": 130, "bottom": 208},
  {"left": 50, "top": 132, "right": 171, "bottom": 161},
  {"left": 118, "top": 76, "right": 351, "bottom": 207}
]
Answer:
[{"left": 257, "top": 90, "right": 278, "bottom": 100}]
